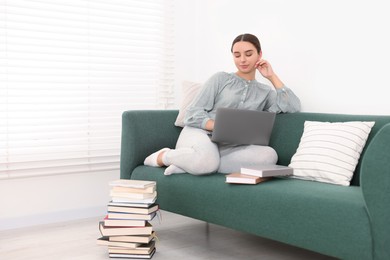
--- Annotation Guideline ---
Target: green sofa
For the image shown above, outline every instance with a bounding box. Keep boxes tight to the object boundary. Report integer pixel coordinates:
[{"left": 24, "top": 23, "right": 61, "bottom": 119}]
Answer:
[{"left": 120, "top": 110, "right": 390, "bottom": 260}]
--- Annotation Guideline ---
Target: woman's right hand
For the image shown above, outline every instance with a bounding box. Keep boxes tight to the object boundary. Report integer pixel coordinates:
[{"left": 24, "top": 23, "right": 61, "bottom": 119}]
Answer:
[{"left": 205, "top": 119, "right": 215, "bottom": 131}]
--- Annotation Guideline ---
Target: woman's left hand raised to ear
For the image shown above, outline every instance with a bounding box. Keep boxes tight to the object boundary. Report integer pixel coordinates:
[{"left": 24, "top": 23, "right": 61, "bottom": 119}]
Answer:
[
  {"left": 256, "top": 59, "right": 284, "bottom": 89},
  {"left": 255, "top": 59, "right": 275, "bottom": 78}
]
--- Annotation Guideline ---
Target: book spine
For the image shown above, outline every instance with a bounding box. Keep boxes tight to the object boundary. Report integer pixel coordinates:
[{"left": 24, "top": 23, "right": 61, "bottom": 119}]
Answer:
[{"left": 110, "top": 191, "right": 157, "bottom": 199}]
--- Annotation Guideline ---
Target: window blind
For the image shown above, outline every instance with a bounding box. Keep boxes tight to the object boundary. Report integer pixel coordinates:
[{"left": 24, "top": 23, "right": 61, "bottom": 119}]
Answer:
[{"left": 0, "top": 0, "right": 175, "bottom": 179}]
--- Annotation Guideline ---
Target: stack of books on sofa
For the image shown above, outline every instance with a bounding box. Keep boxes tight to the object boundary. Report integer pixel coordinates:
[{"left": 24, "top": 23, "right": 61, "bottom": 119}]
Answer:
[
  {"left": 226, "top": 165, "right": 293, "bottom": 184},
  {"left": 97, "top": 179, "right": 159, "bottom": 259}
]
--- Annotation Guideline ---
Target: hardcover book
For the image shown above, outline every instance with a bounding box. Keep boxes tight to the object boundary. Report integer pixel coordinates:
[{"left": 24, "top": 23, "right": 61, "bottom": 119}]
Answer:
[
  {"left": 109, "top": 231, "right": 156, "bottom": 244},
  {"left": 107, "top": 212, "right": 157, "bottom": 221},
  {"left": 111, "top": 185, "right": 156, "bottom": 194},
  {"left": 99, "top": 221, "right": 153, "bottom": 236},
  {"left": 107, "top": 203, "right": 159, "bottom": 215},
  {"left": 111, "top": 196, "right": 157, "bottom": 204},
  {"left": 103, "top": 215, "right": 147, "bottom": 227},
  {"left": 96, "top": 236, "right": 141, "bottom": 248},
  {"left": 109, "top": 179, "right": 156, "bottom": 189},
  {"left": 225, "top": 173, "right": 271, "bottom": 184},
  {"left": 109, "top": 248, "right": 156, "bottom": 259},
  {"left": 108, "top": 201, "right": 156, "bottom": 208},
  {"left": 240, "top": 165, "right": 293, "bottom": 177},
  {"left": 110, "top": 191, "right": 157, "bottom": 200},
  {"left": 108, "top": 240, "right": 155, "bottom": 255}
]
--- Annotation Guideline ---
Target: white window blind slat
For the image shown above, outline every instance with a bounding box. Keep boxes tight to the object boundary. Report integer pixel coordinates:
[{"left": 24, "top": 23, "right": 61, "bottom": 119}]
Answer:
[{"left": 0, "top": 0, "right": 175, "bottom": 179}]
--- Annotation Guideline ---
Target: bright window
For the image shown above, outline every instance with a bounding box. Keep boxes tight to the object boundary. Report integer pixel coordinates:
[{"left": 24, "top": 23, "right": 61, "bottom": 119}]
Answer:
[{"left": 0, "top": 0, "right": 175, "bottom": 179}]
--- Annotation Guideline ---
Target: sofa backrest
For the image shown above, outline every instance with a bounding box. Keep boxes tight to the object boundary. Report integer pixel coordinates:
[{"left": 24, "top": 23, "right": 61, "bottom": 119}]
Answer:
[{"left": 270, "top": 112, "right": 390, "bottom": 186}]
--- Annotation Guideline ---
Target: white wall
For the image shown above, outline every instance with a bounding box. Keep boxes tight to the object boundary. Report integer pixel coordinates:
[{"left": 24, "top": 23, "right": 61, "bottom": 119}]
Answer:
[
  {"left": 0, "top": 171, "right": 118, "bottom": 230},
  {"left": 174, "top": 0, "right": 390, "bottom": 115}
]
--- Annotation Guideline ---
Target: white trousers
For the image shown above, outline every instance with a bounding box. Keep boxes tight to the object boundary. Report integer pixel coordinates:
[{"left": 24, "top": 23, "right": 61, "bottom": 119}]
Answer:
[{"left": 163, "top": 126, "right": 278, "bottom": 175}]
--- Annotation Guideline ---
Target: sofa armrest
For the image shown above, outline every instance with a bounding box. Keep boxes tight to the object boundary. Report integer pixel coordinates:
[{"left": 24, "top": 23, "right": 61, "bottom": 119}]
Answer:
[
  {"left": 120, "top": 110, "right": 181, "bottom": 179},
  {"left": 360, "top": 123, "right": 390, "bottom": 260}
]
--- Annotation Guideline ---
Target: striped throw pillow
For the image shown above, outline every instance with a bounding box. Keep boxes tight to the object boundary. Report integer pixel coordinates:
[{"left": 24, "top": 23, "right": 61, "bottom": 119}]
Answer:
[{"left": 289, "top": 121, "right": 375, "bottom": 186}]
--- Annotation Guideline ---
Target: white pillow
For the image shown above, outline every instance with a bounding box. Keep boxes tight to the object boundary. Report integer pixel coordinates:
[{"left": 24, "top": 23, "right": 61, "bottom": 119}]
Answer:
[
  {"left": 288, "top": 121, "right": 375, "bottom": 186},
  {"left": 174, "top": 81, "right": 202, "bottom": 127}
]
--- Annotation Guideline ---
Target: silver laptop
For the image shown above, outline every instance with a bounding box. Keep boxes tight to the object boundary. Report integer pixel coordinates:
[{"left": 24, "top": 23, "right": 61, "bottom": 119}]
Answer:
[{"left": 211, "top": 108, "right": 276, "bottom": 145}]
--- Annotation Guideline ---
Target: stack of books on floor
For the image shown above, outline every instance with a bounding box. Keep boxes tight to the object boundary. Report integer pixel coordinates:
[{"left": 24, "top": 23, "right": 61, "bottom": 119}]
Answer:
[
  {"left": 225, "top": 165, "right": 294, "bottom": 184},
  {"left": 98, "top": 179, "right": 159, "bottom": 259}
]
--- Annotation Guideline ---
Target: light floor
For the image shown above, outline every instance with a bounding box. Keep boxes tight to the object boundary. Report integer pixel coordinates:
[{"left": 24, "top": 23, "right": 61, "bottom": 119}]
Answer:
[{"left": 1, "top": 210, "right": 335, "bottom": 260}]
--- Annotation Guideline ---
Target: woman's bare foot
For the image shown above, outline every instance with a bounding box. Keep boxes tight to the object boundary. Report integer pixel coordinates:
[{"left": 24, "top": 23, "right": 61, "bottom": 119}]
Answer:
[{"left": 157, "top": 151, "right": 166, "bottom": 167}]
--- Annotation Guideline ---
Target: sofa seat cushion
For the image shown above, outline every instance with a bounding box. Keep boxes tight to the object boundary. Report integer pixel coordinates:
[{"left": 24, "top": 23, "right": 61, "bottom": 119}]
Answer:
[{"left": 131, "top": 165, "right": 372, "bottom": 259}]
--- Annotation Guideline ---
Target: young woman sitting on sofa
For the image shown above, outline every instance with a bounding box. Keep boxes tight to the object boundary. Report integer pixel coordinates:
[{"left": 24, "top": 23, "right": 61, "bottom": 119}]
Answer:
[{"left": 144, "top": 33, "right": 301, "bottom": 176}]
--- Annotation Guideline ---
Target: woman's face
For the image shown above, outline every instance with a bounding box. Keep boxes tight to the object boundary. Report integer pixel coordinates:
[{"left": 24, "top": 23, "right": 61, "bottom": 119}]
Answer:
[{"left": 232, "top": 41, "right": 261, "bottom": 76}]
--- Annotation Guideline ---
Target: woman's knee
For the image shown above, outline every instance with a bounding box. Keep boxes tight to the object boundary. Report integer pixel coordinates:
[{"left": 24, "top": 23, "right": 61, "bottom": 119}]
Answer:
[
  {"left": 218, "top": 145, "right": 278, "bottom": 173},
  {"left": 187, "top": 149, "right": 220, "bottom": 175},
  {"left": 247, "top": 145, "right": 278, "bottom": 164},
  {"left": 262, "top": 146, "right": 278, "bottom": 164}
]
